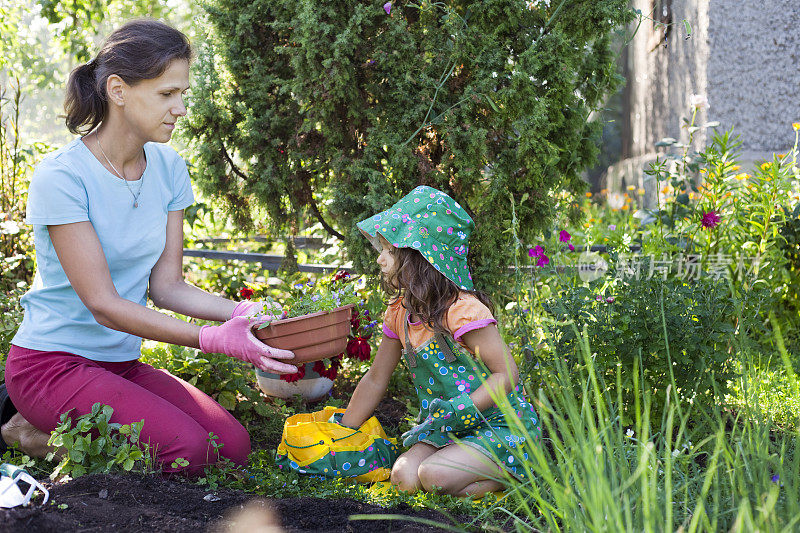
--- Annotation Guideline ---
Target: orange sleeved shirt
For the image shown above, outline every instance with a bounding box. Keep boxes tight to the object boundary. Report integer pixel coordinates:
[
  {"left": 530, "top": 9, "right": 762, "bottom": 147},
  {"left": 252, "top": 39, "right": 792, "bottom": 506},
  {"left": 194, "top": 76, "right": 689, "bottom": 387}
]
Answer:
[{"left": 381, "top": 293, "right": 497, "bottom": 354}]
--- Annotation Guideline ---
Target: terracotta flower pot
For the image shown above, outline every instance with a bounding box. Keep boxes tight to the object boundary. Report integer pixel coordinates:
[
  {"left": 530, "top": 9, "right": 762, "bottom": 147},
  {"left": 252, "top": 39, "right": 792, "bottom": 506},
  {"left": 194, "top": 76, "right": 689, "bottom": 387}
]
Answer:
[{"left": 254, "top": 304, "right": 354, "bottom": 364}]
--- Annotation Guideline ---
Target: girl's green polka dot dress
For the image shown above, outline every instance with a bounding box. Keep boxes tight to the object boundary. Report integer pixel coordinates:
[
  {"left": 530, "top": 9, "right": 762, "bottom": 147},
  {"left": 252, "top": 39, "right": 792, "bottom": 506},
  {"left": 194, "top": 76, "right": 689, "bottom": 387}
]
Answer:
[{"left": 401, "top": 314, "right": 541, "bottom": 481}]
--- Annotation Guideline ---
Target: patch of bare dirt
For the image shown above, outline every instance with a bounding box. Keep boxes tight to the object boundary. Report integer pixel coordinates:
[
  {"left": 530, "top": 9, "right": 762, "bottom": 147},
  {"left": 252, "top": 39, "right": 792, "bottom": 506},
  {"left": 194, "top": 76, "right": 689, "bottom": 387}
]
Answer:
[{"left": 0, "top": 473, "right": 457, "bottom": 532}]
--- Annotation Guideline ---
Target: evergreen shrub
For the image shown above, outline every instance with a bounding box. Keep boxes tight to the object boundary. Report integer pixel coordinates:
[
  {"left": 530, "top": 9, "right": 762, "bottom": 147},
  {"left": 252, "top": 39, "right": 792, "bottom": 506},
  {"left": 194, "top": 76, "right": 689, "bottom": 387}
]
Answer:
[{"left": 185, "top": 0, "right": 632, "bottom": 288}]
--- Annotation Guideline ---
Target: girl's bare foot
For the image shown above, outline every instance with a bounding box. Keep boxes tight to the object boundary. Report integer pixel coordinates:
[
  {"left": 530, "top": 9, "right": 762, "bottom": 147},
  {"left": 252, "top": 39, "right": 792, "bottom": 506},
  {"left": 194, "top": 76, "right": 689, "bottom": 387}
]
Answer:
[{"left": 1, "top": 413, "right": 59, "bottom": 459}]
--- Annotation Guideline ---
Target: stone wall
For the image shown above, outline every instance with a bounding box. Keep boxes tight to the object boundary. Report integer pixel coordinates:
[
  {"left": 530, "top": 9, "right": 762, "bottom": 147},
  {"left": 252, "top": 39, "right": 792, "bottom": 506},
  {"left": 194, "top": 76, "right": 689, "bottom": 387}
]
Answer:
[
  {"left": 606, "top": 0, "right": 799, "bottom": 204},
  {"left": 707, "top": 0, "right": 800, "bottom": 154}
]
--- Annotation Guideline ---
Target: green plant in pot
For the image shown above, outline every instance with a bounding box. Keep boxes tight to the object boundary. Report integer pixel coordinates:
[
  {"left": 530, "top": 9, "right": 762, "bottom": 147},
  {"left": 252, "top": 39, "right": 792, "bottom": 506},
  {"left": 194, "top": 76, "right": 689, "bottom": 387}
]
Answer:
[{"left": 244, "top": 271, "right": 374, "bottom": 400}]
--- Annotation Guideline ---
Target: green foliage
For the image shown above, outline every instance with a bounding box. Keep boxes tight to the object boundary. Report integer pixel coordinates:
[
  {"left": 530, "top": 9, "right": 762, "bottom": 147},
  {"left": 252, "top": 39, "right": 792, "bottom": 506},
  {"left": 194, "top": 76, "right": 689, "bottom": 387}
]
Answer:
[
  {"left": 248, "top": 272, "right": 362, "bottom": 322},
  {"left": 474, "top": 328, "right": 800, "bottom": 531},
  {"left": 36, "top": 0, "right": 194, "bottom": 62},
  {"left": 184, "top": 257, "right": 265, "bottom": 300},
  {"left": 0, "top": 80, "right": 39, "bottom": 291},
  {"left": 46, "top": 403, "right": 152, "bottom": 479},
  {"left": 543, "top": 273, "right": 766, "bottom": 422},
  {"left": 184, "top": 0, "right": 634, "bottom": 289},
  {"left": 0, "top": 289, "right": 24, "bottom": 381},
  {"left": 140, "top": 344, "right": 272, "bottom": 426}
]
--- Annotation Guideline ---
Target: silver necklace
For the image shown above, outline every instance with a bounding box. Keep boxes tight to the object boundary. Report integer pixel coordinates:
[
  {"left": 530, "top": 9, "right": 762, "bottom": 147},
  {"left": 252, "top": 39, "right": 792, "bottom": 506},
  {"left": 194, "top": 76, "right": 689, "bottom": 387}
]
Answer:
[{"left": 95, "top": 132, "right": 145, "bottom": 208}]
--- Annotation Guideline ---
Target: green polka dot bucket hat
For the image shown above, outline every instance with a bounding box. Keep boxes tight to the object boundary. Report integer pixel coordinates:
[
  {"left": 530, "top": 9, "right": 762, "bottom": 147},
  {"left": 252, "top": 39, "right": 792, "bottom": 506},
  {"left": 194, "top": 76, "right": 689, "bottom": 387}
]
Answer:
[{"left": 357, "top": 186, "right": 474, "bottom": 290}]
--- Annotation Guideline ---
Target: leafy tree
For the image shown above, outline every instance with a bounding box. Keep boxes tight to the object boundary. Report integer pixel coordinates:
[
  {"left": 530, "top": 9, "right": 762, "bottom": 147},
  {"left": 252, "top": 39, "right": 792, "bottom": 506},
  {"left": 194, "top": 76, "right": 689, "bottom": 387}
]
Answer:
[
  {"left": 36, "top": 0, "right": 196, "bottom": 62},
  {"left": 184, "top": 0, "right": 633, "bottom": 288}
]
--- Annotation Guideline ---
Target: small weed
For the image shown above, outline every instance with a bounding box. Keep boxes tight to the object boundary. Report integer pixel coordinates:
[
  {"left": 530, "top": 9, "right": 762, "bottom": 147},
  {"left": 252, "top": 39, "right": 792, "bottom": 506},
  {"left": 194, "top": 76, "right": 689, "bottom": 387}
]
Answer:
[{"left": 46, "top": 402, "right": 154, "bottom": 480}]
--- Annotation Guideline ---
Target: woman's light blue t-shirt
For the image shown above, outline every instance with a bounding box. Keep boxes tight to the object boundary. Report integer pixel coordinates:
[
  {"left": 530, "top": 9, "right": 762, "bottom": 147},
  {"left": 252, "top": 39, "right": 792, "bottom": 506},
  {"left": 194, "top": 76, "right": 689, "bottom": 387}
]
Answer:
[{"left": 12, "top": 138, "right": 195, "bottom": 362}]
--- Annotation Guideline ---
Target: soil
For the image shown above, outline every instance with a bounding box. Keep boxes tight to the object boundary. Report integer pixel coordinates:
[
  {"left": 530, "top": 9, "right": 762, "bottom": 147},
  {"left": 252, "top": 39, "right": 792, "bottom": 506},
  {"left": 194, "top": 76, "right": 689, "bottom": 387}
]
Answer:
[{"left": 0, "top": 473, "right": 460, "bottom": 532}]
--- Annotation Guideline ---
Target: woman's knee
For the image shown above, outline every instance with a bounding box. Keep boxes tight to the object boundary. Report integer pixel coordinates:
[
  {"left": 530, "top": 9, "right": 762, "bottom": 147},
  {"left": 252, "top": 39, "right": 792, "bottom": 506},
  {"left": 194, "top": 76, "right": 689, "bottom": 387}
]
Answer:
[{"left": 212, "top": 418, "right": 251, "bottom": 466}]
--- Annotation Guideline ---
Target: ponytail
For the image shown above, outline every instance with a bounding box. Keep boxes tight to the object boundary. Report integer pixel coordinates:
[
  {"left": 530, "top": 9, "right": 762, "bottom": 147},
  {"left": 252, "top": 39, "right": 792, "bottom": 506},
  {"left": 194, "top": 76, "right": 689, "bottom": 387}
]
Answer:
[
  {"left": 64, "top": 59, "right": 105, "bottom": 135},
  {"left": 62, "top": 19, "right": 192, "bottom": 136}
]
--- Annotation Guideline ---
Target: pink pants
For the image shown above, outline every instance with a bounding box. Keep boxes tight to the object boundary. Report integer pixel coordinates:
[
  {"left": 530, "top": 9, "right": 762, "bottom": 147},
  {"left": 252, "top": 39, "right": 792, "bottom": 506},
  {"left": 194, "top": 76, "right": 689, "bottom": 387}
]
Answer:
[{"left": 5, "top": 344, "right": 250, "bottom": 475}]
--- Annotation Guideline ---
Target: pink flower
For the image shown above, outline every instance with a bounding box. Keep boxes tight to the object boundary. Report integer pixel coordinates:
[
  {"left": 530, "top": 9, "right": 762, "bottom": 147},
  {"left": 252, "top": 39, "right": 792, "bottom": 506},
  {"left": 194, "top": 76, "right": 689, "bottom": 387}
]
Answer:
[
  {"left": 383, "top": 1, "right": 392, "bottom": 14},
  {"left": 568, "top": 243, "right": 575, "bottom": 251},
  {"left": 595, "top": 295, "right": 602, "bottom": 301},
  {"left": 559, "top": 230, "right": 571, "bottom": 242},
  {"left": 701, "top": 210, "right": 721, "bottom": 229},
  {"left": 536, "top": 255, "right": 549, "bottom": 267},
  {"left": 606, "top": 297, "right": 615, "bottom": 303},
  {"left": 528, "top": 245, "right": 544, "bottom": 257}
]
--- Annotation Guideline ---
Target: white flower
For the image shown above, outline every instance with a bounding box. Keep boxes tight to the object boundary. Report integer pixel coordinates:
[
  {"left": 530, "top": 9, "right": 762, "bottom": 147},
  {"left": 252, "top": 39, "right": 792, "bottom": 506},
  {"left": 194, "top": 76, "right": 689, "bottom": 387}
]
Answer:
[
  {"left": 607, "top": 192, "right": 625, "bottom": 210},
  {"left": 0, "top": 220, "right": 20, "bottom": 235},
  {"left": 526, "top": 0, "right": 550, "bottom": 9},
  {"left": 625, "top": 429, "right": 634, "bottom": 438},
  {"left": 689, "top": 94, "right": 709, "bottom": 110}
]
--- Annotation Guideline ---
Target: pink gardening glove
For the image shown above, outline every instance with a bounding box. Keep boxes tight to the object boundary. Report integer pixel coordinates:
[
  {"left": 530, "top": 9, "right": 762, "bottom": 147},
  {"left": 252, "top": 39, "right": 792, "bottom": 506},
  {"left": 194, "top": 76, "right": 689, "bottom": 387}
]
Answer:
[
  {"left": 199, "top": 316, "right": 298, "bottom": 374},
  {"left": 231, "top": 300, "right": 285, "bottom": 320}
]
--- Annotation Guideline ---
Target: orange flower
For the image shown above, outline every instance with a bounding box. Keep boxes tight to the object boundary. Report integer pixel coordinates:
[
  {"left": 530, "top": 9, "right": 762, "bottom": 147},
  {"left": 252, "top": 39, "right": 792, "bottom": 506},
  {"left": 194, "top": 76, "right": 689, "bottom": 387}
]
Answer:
[
  {"left": 585, "top": 192, "right": 593, "bottom": 198},
  {"left": 621, "top": 204, "right": 629, "bottom": 210},
  {"left": 761, "top": 162, "right": 772, "bottom": 171}
]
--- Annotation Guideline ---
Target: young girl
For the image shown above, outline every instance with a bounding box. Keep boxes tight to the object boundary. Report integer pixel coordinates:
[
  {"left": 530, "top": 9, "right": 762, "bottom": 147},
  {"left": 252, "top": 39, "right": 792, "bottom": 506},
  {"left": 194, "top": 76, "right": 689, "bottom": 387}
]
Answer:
[{"left": 339, "top": 186, "right": 540, "bottom": 497}]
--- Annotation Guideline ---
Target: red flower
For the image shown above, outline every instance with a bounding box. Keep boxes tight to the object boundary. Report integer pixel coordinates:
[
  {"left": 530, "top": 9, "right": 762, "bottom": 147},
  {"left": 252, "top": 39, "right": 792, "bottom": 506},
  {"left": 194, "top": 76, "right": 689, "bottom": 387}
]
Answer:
[
  {"left": 333, "top": 270, "right": 350, "bottom": 282},
  {"left": 279, "top": 364, "right": 305, "bottom": 382},
  {"left": 313, "top": 356, "right": 341, "bottom": 380},
  {"left": 239, "top": 287, "right": 254, "bottom": 299},
  {"left": 350, "top": 308, "right": 361, "bottom": 330},
  {"left": 346, "top": 337, "right": 372, "bottom": 361},
  {"left": 701, "top": 210, "right": 721, "bottom": 229}
]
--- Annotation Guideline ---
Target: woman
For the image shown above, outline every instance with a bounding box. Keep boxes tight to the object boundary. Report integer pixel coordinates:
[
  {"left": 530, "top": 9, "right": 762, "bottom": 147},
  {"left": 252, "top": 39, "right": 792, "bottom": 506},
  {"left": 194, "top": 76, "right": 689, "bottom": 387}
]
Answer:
[{"left": 0, "top": 19, "right": 297, "bottom": 475}]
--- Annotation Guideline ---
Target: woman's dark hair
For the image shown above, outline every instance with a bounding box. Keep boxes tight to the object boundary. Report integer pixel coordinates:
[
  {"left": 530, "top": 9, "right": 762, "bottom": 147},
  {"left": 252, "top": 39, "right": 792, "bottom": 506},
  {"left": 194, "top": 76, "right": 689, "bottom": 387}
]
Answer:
[
  {"left": 383, "top": 246, "right": 494, "bottom": 335},
  {"left": 64, "top": 19, "right": 192, "bottom": 135}
]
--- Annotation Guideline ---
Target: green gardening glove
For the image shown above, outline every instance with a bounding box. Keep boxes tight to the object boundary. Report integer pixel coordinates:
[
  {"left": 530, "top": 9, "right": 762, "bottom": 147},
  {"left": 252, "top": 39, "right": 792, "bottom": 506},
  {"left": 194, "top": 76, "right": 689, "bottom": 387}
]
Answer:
[{"left": 401, "top": 393, "right": 482, "bottom": 447}]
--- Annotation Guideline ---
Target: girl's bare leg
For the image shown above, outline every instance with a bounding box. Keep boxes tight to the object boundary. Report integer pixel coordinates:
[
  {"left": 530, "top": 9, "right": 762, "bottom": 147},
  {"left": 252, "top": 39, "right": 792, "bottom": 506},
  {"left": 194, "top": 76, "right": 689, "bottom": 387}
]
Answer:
[
  {"left": 417, "top": 443, "right": 506, "bottom": 497},
  {"left": 390, "top": 442, "right": 437, "bottom": 492},
  {"left": 1, "top": 413, "right": 58, "bottom": 459}
]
